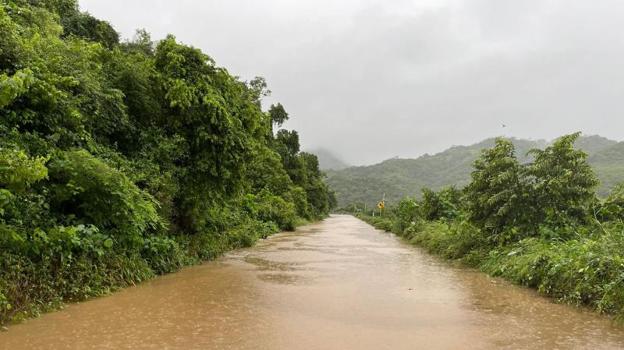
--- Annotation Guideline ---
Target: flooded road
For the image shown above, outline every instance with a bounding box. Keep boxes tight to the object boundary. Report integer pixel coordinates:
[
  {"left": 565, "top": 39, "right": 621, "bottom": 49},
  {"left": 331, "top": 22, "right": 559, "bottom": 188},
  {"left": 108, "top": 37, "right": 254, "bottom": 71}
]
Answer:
[{"left": 2, "top": 215, "right": 624, "bottom": 349}]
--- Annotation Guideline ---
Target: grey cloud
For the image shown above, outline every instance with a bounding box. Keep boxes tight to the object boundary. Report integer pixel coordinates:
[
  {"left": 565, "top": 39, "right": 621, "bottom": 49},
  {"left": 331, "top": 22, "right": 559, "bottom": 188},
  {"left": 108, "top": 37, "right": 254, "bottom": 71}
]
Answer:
[{"left": 81, "top": 0, "right": 624, "bottom": 165}]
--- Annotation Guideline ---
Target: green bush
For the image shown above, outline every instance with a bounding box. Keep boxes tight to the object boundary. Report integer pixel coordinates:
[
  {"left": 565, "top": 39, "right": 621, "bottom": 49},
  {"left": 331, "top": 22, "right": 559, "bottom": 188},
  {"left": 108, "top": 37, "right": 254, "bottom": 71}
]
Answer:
[
  {"left": 47, "top": 150, "right": 163, "bottom": 246},
  {"left": 392, "top": 198, "right": 419, "bottom": 234},
  {"left": 0, "top": 147, "right": 48, "bottom": 192},
  {"left": 141, "top": 236, "right": 189, "bottom": 275},
  {"left": 420, "top": 186, "right": 461, "bottom": 221},
  {"left": 288, "top": 186, "right": 311, "bottom": 219},
  {"left": 244, "top": 190, "right": 297, "bottom": 231},
  {"left": 227, "top": 219, "right": 279, "bottom": 249},
  {"left": 597, "top": 184, "right": 624, "bottom": 222}
]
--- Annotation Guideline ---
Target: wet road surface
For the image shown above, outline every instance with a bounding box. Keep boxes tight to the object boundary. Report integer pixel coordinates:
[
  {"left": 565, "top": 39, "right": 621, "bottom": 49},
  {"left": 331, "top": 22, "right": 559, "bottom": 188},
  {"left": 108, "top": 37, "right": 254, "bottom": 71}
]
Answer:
[{"left": 2, "top": 215, "right": 624, "bottom": 349}]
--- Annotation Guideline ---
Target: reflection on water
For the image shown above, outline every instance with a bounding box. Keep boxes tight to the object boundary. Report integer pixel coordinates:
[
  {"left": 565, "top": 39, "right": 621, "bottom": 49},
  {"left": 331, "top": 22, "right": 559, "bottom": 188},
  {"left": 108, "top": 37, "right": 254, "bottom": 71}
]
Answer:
[{"left": 1, "top": 215, "right": 624, "bottom": 349}]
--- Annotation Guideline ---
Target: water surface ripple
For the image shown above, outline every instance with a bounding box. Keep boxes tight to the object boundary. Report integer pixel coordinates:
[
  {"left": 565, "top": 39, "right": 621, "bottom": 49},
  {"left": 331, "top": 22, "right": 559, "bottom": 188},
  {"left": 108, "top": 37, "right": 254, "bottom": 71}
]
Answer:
[{"left": 2, "top": 215, "right": 624, "bottom": 349}]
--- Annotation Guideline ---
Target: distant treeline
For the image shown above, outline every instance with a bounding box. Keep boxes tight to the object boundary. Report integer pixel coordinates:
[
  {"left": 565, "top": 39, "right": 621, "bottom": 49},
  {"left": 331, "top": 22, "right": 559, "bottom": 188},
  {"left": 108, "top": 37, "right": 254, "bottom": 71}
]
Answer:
[
  {"left": 0, "top": 0, "right": 334, "bottom": 324},
  {"left": 353, "top": 133, "right": 624, "bottom": 319}
]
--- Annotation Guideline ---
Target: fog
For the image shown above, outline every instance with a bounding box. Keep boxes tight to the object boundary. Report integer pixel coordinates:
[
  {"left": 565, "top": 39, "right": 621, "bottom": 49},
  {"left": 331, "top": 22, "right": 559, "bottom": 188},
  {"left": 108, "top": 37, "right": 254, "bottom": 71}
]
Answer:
[{"left": 80, "top": 0, "right": 624, "bottom": 165}]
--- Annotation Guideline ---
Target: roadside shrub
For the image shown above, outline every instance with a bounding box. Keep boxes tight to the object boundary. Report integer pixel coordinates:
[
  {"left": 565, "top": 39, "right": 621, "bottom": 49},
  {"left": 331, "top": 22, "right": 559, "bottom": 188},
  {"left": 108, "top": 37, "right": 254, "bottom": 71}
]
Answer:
[
  {"left": 141, "top": 236, "right": 189, "bottom": 275},
  {"left": 420, "top": 186, "right": 461, "bottom": 221},
  {"left": 250, "top": 190, "right": 297, "bottom": 231},
  {"left": 392, "top": 197, "right": 419, "bottom": 234},
  {"left": 47, "top": 150, "right": 164, "bottom": 246},
  {"left": 597, "top": 183, "right": 624, "bottom": 222},
  {"left": 0, "top": 249, "right": 154, "bottom": 323},
  {"left": 0, "top": 285, "right": 9, "bottom": 318},
  {"left": 288, "top": 186, "right": 311, "bottom": 219},
  {"left": 187, "top": 232, "right": 231, "bottom": 261},
  {"left": 227, "top": 219, "right": 279, "bottom": 249},
  {"left": 406, "top": 220, "right": 483, "bottom": 261},
  {"left": 0, "top": 147, "right": 48, "bottom": 193},
  {"left": 482, "top": 230, "right": 624, "bottom": 316},
  {"left": 358, "top": 214, "right": 394, "bottom": 232}
]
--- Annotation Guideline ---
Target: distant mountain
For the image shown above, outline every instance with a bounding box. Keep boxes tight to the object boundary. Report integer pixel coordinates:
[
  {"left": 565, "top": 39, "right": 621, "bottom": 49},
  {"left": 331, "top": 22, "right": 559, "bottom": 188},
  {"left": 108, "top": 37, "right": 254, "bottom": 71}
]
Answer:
[
  {"left": 326, "top": 135, "right": 623, "bottom": 207},
  {"left": 309, "top": 148, "right": 350, "bottom": 170},
  {"left": 589, "top": 141, "right": 624, "bottom": 195},
  {"left": 574, "top": 135, "right": 618, "bottom": 155}
]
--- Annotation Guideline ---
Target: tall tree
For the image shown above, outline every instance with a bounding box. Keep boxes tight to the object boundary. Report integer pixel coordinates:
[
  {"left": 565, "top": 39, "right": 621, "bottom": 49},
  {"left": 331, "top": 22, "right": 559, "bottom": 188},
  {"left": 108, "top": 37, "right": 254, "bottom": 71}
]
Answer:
[
  {"left": 528, "top": 132, "right": 598, "bottom": 228},
  {"left": 269, "top": 103, "right": 289, "bottom": 128},
  {"left": 465, "top": 138, "right": 533, "bottom": 244}
]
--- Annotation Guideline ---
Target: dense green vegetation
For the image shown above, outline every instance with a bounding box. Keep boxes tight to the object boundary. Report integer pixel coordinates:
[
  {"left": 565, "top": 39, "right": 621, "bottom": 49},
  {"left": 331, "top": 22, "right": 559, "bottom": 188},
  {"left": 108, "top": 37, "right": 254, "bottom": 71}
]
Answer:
[
  {"left": 352, "top": 133, "right": 624, "bottom": 319},
  {"left": 0, "top": 0, "right": 334, "bottom": 325},
  {"left": 328, "top": 135, "right": 624, "bottom": 208}
]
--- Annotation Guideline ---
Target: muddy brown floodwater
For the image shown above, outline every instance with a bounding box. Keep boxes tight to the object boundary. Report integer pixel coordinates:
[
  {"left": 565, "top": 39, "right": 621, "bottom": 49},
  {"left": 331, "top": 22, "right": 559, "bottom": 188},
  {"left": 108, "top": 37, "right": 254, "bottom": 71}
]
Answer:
[{"left": 2, "top": 215, "right": 624, "bottom": 349}]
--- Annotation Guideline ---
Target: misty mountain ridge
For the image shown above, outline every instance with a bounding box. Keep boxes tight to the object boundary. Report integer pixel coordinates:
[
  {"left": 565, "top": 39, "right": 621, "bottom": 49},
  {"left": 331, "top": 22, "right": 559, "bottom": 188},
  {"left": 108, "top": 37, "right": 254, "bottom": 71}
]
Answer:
[
  {"left": 326, "top": 135, "right": 623, "bottom": 207},
  {"left": 308, "top": 148, "right": 350, "bottom": 170}
]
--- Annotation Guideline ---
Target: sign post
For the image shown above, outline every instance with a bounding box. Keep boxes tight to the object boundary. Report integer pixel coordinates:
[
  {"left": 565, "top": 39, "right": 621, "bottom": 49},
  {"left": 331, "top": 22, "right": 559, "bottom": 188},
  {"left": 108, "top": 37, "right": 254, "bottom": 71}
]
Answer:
[{"left": 377, "top": 193, "right": 386, "bottom": 217}]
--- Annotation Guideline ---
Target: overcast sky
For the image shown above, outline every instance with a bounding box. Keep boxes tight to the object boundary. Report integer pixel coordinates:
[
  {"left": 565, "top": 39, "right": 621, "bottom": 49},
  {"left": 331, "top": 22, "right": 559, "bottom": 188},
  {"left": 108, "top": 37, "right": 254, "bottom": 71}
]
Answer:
[{"left": 80, "top": 0, "right": 624, "bottom": 165}]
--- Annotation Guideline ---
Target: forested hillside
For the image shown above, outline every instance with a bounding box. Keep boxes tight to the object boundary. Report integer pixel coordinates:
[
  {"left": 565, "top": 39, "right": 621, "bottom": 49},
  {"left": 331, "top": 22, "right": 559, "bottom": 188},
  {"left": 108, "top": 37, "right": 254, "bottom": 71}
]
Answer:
[
  {"left": 589, "top": 141, "right": 624, "bottom": 194},
  {"left": 328, "top": 135, "right": 623, "bottom": 207},
  {"left": 0, "top": 0, "right": 333, "bottom": 325}
]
